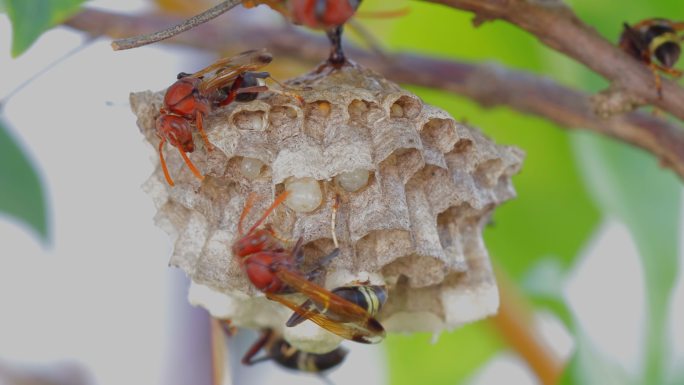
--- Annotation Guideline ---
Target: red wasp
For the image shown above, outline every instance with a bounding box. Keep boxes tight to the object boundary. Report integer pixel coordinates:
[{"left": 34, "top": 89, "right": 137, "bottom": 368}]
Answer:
[
  {"left": 242, "top": 329, "right": 348, "bottom": 373},
  {"left": 232, "top": 191, "right": 386, "bottom": 343},
  {"left": 156, "top": 49, "right": 278, "bottom": 186},
  {"left": 243, "top": 1, "right": 362, "bottom": 65},
  {"left": 619, "top": 18, "right": 684, "bottom": 98}
]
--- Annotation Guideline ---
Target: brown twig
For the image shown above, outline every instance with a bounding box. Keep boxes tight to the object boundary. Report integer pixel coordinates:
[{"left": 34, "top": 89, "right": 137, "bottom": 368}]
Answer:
[
  {"left": 110, "top": 0, "right": 242, "bottom": 50},
  {"left": 422, "top": 0, "right": 684, "bottom": 121},
  {"left": 210, "top": 317, "right": 230, "bottom": 385},
  {"left": 492, "top": 266, "right": 563, "bottom": 385},
  {"left": 64, "top": 8, "right": 684, "bottom": 181}
]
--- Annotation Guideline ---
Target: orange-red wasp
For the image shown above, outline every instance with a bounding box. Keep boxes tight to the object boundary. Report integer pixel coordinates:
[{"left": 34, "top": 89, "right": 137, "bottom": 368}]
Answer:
[
  {"left": 619, "top": 18, "right": 684, "bottom": 98},
  {"left": 242, "top": 1, "right": 362, "bottom": 64},
  {"left": 242, "top": 329, "right": 349, "bottom": 373},
  {"left": 232, "top": 191, "right": 386, "bottom": 343},
  {"left": 156, "top": 49, "right": 275, "bottom": 186}
]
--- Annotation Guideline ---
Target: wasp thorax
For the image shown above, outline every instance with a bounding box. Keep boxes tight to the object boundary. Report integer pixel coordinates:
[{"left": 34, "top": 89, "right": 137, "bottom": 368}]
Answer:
[{"left": 131, "top": 64, "right": 523, "bottom": 352}]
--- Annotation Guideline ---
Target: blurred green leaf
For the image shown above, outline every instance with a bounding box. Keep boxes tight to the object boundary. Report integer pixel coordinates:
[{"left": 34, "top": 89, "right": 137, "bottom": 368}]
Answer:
[
  {"left": 0, "top": 1, "right": 5, "bottom": 13},
  {"left": 0, "top": 117, "right": 48, "bottom": 241},
  {"left": 404, "top": 89, "right": 601, "bottom": 283},
  {"left": 561, "top": 324, "right": 632, "bottom": 385},
  {"left": 381, "top": 4, "right": 601, "bottom": 383},
  {"left": 667, "top": 365, "right": 684, "bottom": 385},
  {"left": 5, "top": 0, "right": 86, "bottom": 57},
  {"left": 384, "top": 0, "right": 601, "bottom": 281},
  {"left": 521, "top": 259, "right": 574, "bottom": 328},
  {"left": 572, "top": 132, "right": 681, "bottom": 385},
  {"left": 385, "top": 323, "right": 503, "bottom": 385}
]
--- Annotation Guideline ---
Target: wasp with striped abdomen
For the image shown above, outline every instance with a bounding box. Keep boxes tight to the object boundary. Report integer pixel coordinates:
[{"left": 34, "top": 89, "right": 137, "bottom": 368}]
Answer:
[{"left": 619, "top": 18, "right": 684, "bottom": 98}]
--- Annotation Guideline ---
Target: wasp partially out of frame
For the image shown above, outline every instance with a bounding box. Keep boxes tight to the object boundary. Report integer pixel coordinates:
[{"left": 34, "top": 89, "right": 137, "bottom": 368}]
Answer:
[{"left": 619, "top": 18, "right": 684, "bottom": 98}]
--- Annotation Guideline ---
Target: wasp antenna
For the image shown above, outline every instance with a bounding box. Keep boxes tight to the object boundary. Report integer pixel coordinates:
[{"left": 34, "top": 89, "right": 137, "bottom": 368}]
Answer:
[
  {"left": 238, "top": 192, "right": 258, "bottom": 236},
  {"left": 158, "top": 138, "right": 175, "bottom": 186},
  {"left": 245, "top": 191, "right": 290, "bottom": 236},
  {"left": 195, "top": 112, "right": 214, "bottom": 152},
  {"left": 177, "top": 147, "right": 205, "bottom": 181}
]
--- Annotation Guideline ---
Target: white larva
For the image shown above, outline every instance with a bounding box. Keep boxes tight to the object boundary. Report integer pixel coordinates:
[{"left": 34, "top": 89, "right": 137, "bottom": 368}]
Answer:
[
  {"left": 335, "top": 169, "right": 370, "bottom": 192},
  {"left": 240, "top": 157, "right": 264, "bottom": 180},
  {"left": 284, "top": 177, "right": 323, "bottom": 212}
]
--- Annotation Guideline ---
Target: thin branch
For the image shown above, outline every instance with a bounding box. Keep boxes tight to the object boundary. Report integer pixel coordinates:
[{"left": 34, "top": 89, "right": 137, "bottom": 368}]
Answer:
[
  {"left": 110, "top": 0, "right": 242, "bottom": 50},
  {"left": 64, "top": 8, "right": 684, "bottom": 181},
  {"left": 492, "top": 266, "right": 564, "bottom": 385},
  {"left": 422, "top": 0, "right": 684, "bottom": 121}
]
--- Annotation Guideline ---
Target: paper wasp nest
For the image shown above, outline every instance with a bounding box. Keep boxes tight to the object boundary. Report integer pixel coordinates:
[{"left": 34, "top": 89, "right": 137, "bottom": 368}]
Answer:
[{"left": 131, "top": 64, "right": 523, "bottom": 351}]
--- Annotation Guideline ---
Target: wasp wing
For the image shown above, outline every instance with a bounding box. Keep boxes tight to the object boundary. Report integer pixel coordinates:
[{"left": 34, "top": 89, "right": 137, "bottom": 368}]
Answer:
[
  {"left": 266, "top": 292, "right": 385, "bottom": 344},
  {"left": 276, "top": 269, "right": 370, "bottom": 324},
  {"left": 285, "top": 298, "right": 315, "bottom": 327},
  {"left": 191, "top": 49, "right": 272, "bottom": 93}
]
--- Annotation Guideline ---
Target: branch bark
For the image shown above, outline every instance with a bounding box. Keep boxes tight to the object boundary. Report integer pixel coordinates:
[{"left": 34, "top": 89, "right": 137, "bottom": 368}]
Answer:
[
  {"left": 423, "top": 0, "right": 684, "bottom": 121},
  {"left": 492, "top": 266, "right": 563, "bottom": 385},
  {"left": 64, "top": 8, "right": 684, "bottom": 181}
]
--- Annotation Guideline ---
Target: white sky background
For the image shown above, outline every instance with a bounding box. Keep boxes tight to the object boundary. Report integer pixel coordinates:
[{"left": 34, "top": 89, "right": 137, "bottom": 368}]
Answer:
[{"left": 0, "top": 1, "right": 683, "bottom": 385}]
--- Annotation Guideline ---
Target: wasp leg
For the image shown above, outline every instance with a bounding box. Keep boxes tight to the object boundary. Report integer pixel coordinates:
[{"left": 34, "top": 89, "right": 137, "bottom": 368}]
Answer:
[
  {"left": 305, "top": 248, "right": 340, "bottom": 282},
  {"left": 292, "top": 237, "right": 306, "bottom": 268},
  {"left": 219, "top": 319, "right": 237, "bottom": 337},
  {"left": 158, "top": 136, "right": 175, "bottom": 186},
  {"left": 177, "top": 146, "right": 205, "bottom": 181},
  {"left": 648, "top": 63, "right": 664, "bottom": 99},
  {"left": 195, "top": 111, "right": 214, "bottom": 152},
  {"left": 327, "top": 26, "right": 346, "bottom": 66},
  {"left": 652, "top": 63, "right": 683, "bottom": 78},
  {"left": 242, "top": 329, "right": 274, "bottom": 365}
]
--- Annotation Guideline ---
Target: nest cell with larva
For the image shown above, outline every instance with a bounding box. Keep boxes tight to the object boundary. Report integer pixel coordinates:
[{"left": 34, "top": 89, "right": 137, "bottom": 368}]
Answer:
[{"left": 130, "top": 63, "right": 524, "bottom": 352}]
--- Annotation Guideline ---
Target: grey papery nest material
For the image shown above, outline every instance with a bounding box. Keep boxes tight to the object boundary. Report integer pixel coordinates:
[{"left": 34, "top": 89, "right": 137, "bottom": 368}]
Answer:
[{"left": 130, "top": 64, "right": 524, "bottom": 352}]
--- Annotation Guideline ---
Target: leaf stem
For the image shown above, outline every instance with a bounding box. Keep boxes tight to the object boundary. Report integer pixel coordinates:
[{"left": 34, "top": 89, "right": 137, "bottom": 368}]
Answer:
[{"left": 491, "top": 266, "right": 564, "bottom": 385}]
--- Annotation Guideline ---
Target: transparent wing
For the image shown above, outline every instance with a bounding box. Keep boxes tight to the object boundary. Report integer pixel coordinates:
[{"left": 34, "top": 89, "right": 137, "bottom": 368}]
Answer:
[{"left": 266, "top": 292, "right": 385, "bottom": 344}]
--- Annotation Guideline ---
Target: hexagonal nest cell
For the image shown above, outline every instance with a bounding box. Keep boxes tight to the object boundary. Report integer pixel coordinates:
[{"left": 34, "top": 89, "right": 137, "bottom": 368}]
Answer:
[{"left": 130, "top": 63, "right": 524, "bottom": 350}]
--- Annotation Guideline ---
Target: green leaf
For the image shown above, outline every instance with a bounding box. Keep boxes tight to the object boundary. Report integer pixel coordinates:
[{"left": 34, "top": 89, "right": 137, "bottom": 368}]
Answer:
[
  {"left": 397, "top": 88, "right": 602, "bottom": 283},
  {"left": 521, "top": 259, "right": 574, "bottom": 328},
  {"left": 5, "top": 0, "right": 87, "bottom": 57},
  {"left": 0, "top": 117, "right": 49, "bottom": 242},
  {"left": 667, "top": 364, "right": 684, "bottom": 385},
  {"left": 572, "top": 132, "right": 681, "bottom": 385},
  {"left": 385, "top": 323, "right": 503, "bottom": 385},
  {"left": 560, "top": 324, "right": 633, "bottom": 385},
  {"left": 381, "top": 6, "right": 601, "bottom": 382},
  {"left": 0, "top": 1, "right": 5, "bottom": 13}
]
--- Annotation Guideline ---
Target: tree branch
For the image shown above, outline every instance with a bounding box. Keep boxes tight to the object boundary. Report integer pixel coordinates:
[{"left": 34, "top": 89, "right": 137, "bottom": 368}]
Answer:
[
  {"left": 492, "top": 266, "right": 563, "bottom": 385},
  {"left": 110, "top": 0, "right": 243, "bottom": 50},
  {"left": 64, "top": 8, "right": 684, "bottom": 181},
  {"left": 422, "top": 0, "right": 684, "bottom": 121}
]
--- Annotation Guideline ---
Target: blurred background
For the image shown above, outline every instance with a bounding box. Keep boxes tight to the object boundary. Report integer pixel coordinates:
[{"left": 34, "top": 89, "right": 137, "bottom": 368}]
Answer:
[{"left": 1, "top": 1, "right": 683, "bottom": 384}]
